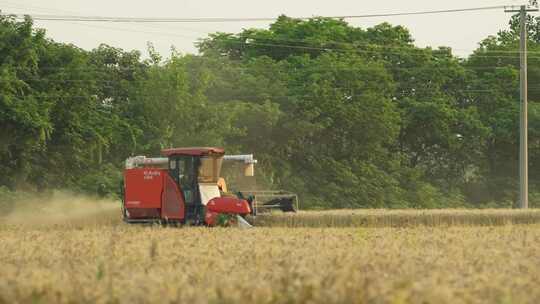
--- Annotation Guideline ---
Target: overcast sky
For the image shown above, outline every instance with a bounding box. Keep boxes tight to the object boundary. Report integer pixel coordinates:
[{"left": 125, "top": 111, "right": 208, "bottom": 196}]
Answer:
[{"left": 0, "top": 0, "right": 534, "bottom": 58}]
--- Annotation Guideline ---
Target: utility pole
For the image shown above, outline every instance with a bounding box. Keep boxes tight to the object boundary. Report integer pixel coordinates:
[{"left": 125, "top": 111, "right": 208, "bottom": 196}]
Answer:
[{"left": 505, "top": 5, "right": 538, "bottom": 209}]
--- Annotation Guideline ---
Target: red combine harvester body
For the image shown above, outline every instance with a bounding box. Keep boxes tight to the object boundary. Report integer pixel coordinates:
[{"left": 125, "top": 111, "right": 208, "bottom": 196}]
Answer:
[
  {"left": 122, "top": 147, "right": 266, "bottom": 226},
  {"left": 124, "top": 168, "right": 185, "bottom": 221}
]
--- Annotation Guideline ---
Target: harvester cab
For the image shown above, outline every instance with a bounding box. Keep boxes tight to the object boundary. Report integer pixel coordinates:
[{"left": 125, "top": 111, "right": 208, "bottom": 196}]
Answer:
[{"left": 122, "top": 147, "right": 296, "bottom": 227}]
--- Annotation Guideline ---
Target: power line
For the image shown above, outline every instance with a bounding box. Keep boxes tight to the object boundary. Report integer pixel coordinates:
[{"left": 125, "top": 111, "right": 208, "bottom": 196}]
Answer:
[
  {"left": 17, "top": 79, "right": 537, "bottom": 90},
  {"left": 14, "top": 89, "right": 540, "bottom": 100},
  {"left": 63, "top": 18, "right": 540, "bottom": 55},
  {"left": 3, "top": 64, "right": 532, "bottom": 73},
  {"left": 36, "top": 19, "right": 540, "bottom": 57},
  {"left": 203, "top": 39, "right": 540, "bottom": 59},
  {"left": 3, "top": 6, "right": 508, "bottom": 23},
  {"left": 4, "top": 6, "right": 540, "bottom": 58},
  {"left": 6, "top": 21, "right": 538, "bottom": 59},
  {"left": 4, "top": 4, "right": 536, "bottom": 56}
]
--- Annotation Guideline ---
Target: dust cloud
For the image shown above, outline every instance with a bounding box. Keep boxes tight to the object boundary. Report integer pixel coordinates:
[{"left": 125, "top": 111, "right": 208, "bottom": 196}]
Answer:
[{"left": 0, "top": 191, "right": 121, "bottom": 227}]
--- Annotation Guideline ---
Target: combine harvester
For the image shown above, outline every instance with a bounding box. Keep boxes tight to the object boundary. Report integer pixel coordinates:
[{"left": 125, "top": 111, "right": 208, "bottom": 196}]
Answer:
[{"left": 121, "top": 147, "right": 297, "bottom": 227}]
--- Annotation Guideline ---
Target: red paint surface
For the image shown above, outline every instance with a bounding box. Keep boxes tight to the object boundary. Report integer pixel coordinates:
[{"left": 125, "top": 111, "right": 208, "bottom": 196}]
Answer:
[
  {"left": 126, "top": 208, "right": 161, "bottom": 219},
  {"left": 161, "top": 147, "right": 225, "bottom": 157},
  {"left": 161, "top": 174, "right": 185, "bottom": 220},
  {"left": 207, "top": 197, "right": 251, "bottom": 215},
  {"left": 205, "top": 210, "right": 219, "bottom": 226},
  {"left": 124, "top": 168, "right": 185, "bottom": 221},
  {"left": 124, "top": 168, "right": 165, "bottom": 210}
]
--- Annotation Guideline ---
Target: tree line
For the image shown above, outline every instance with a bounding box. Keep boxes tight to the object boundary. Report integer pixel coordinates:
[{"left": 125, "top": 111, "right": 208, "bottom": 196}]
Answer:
[{"left": 1, "top": 14, "right": 539, "bottom": 208}]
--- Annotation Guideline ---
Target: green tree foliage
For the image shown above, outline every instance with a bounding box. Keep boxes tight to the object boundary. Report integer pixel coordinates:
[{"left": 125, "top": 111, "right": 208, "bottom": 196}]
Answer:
[
  {"left": 0, "top": 15, "right": 538, "bottom": 207},
  {"left": 0, "top": 16, "right": 50, "bottom": 189}
]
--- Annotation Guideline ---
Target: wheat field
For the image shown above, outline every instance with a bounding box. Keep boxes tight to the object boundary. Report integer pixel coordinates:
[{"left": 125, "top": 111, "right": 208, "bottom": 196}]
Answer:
[
  {"left": 1, "top": 204, "right": 540, "bottom": 304},
  {"left": 253, "top": 209, "right": 540, "bottom": 227}
]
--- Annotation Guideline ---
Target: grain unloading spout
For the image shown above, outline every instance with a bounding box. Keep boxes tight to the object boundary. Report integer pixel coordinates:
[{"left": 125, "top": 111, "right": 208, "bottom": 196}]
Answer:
[
  {"left": 125, "top": 156, "right": 168, "bottom": 169},
  {"left": 223, "top": 154, "right": 258, "bottom": 176}
]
